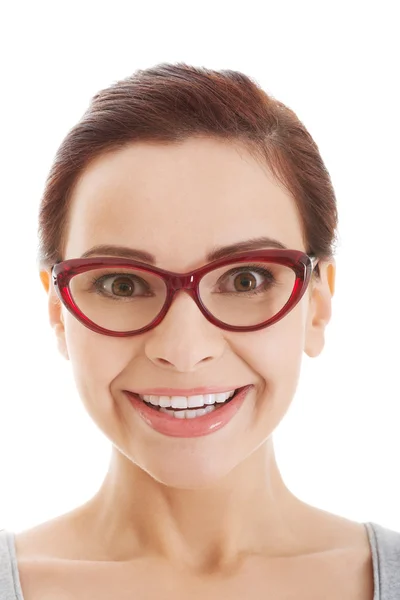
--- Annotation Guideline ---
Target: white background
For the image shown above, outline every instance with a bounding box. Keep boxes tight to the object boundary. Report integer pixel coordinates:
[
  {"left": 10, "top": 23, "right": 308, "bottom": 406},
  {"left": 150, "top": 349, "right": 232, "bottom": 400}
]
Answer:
[{"left": 0, "top": 1, "right": 399, "bottom": 534}]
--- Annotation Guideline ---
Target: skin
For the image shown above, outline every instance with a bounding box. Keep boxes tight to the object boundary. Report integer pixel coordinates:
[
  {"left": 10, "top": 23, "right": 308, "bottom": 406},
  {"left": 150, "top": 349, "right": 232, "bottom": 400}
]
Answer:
[{"left": 33, "top": 137, "right": 372, "bottom": 590}]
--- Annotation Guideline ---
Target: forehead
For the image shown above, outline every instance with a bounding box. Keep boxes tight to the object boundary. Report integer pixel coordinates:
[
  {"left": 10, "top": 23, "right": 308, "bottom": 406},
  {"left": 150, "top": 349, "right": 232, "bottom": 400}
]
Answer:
[{"left": 65, "top": 137, "right": 305, "bottom": 269}]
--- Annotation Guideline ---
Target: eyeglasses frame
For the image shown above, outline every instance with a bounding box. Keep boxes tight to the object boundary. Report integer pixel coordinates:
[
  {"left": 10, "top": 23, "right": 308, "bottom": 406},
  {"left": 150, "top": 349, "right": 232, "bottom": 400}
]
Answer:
[{"left": 51, "top": 249, "right": 320, "bottom": 337}]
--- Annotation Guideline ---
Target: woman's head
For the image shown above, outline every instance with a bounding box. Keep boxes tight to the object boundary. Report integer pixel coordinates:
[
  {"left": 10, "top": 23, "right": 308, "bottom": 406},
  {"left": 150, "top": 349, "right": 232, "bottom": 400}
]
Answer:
[{"left": 38, "top": 63, "right": 337, "bottom": 489}]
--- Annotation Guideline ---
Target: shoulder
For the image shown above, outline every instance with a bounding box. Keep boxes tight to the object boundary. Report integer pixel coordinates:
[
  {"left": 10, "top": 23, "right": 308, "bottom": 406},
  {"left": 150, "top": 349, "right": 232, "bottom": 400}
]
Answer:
[{"left": 366, "top": 522, "right": 400, "bottom": 597}]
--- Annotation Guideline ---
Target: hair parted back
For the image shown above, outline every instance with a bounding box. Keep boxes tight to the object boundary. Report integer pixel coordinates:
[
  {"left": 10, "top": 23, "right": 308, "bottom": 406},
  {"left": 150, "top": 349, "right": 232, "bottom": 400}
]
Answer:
[{"left": 37, "top": 62, "right": 339, "bottom": 277}]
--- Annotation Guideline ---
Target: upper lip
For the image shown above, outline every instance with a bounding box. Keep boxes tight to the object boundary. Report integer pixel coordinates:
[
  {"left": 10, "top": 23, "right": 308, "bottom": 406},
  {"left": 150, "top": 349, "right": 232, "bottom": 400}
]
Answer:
[{"left": 126, "top": 384, "right": 250, "bottom": 396}]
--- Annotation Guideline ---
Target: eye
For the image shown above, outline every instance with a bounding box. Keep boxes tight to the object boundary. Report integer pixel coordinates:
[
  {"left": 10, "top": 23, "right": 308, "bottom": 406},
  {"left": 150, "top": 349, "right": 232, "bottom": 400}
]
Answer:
[
  {"left": 219, "top": 266, "right": 275, "bottom": 294},
  {"left": 93, "top": 273, "right": 150, "bottom": 298},
  {"left": 230, "top": 271, "right": 258, "bottom": 292}
]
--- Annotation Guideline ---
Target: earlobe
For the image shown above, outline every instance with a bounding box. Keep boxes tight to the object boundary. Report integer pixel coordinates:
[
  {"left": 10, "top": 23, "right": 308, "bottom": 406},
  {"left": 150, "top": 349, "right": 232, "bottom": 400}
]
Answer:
[
  {"left": 304, "top": 260, "right": 336, "bottom": 358},
  {"left": 54, "top": 321, "right": 69, "bottom": 361},
  {"left": 40, "top": 269, "right": 70, "bottom": 361},
  {"left": 50, "top": 299, "right": 69, "bottom": 361}
]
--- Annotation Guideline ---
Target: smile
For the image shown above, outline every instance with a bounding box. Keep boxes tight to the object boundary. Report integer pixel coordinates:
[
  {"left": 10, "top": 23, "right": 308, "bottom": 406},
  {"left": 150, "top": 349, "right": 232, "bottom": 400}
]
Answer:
[
  {"left": 125, "top": 385, "right": 253, "bottom": 437},
  {"left": 137, "top": 389, "right": 239, "bottom": 419}
]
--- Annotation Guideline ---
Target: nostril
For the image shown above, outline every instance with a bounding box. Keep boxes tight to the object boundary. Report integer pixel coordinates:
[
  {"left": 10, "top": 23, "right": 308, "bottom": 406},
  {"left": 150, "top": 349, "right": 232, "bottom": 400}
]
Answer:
[{"left": 157, "top": 358, "right": 173, "bottom": 366}]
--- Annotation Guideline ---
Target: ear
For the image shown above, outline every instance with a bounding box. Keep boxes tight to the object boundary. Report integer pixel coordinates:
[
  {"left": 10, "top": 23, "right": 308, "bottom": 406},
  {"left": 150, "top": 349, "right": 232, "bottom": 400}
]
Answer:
[
  {"left": 40, "top": 270, "right": 69, "bottom": 361},
  {"left": 304, "top": 259, "right": 336, "bottom": 358}
]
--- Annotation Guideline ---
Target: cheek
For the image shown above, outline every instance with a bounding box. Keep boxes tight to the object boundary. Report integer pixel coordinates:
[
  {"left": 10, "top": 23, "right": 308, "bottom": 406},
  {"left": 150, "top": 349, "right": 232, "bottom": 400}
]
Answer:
[
  {"left": 228, "top": 306, "right": 306, "bottom": 395},
  {"left": 63, "top": 312, "right": 138, "bottom": 400}
]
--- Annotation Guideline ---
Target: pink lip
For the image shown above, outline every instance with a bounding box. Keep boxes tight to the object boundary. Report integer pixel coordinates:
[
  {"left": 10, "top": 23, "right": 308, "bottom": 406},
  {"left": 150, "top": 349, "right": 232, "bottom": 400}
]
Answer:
[
  {"left": 128, "top": 386, "right": 244, "bottom": 396},
  {"left": 124, "top": 385, "right": 253, "bottom": 438}
]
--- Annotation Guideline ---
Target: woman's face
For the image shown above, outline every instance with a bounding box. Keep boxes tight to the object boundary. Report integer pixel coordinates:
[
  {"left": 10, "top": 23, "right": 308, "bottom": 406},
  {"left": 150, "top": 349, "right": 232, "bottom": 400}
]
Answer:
[{"left": 45, "top": 137, "right": 334, "bottom": 488}]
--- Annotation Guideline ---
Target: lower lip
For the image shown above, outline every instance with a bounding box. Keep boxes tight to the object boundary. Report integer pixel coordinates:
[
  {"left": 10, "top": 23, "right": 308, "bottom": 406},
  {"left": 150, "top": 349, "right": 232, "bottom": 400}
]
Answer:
[{"left": 124, "top": 385, "right": 253, "bottom": 438}]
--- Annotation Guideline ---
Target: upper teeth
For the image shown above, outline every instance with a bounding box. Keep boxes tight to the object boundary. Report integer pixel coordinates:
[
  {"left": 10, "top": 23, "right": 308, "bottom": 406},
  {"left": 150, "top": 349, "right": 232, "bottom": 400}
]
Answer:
[{"left": 138, "top": 390, "right": 236, "bottom": 409}]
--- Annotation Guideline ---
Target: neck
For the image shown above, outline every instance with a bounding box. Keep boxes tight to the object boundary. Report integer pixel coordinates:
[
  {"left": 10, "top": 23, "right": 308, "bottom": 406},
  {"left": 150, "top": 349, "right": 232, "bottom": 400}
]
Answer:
[{"left": 83, "top": 438, "right": 313, "bottom": 570}]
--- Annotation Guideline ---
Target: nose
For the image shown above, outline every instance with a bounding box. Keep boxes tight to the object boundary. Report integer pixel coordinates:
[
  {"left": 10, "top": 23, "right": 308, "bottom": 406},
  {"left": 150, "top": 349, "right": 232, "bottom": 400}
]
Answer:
[{"left": 143, "top": 290, "right": 226, "bottom": 372}]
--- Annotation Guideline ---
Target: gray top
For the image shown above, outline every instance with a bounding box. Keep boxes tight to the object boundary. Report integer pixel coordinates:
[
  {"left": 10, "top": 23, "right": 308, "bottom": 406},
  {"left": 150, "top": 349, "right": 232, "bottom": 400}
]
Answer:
[{"left": 1, "top": 522, "right": 399, "bottom": 598}]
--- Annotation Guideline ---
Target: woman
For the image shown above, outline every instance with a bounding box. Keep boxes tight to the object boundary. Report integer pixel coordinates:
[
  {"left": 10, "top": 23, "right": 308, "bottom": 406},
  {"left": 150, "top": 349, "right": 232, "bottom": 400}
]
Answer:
[{"left": 1, "top": 63, "right": 399, "bottom": 599}]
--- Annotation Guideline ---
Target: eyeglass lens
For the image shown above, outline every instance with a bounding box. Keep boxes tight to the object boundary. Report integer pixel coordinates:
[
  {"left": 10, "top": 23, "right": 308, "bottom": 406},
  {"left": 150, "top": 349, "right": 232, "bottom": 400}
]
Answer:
[{"left": 68, "top": 260, "right": 297, "bottom": 332}]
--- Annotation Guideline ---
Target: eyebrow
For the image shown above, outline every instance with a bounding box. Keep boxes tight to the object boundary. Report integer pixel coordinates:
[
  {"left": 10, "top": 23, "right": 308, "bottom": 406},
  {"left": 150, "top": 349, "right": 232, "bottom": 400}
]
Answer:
[{"left": 80, "top": 236, "right": 288, "bottom": 264}]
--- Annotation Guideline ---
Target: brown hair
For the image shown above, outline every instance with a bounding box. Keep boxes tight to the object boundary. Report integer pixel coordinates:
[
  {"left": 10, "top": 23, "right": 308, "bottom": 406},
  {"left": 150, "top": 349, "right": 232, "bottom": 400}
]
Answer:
[{"left": 37, "top": 62, "right": 339, "bottom": 277}]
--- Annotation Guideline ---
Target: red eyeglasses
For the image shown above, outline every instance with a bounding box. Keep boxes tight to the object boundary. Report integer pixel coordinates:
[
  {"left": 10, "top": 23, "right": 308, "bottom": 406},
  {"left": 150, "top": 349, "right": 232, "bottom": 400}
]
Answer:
[{"left": 51, "top": 249, "right": 319, "bottom": 337}]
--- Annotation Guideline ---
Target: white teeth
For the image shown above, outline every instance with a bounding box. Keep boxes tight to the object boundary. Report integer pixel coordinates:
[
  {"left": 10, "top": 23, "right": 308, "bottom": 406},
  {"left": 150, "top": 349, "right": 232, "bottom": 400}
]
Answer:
[
  {"left": 173, "top": 410, "right": 186, "bottom": 419},
  {"left": 203, "top": 394, "right": 215, "bottom": 405},
  {"left": 140, "top": 390, "right": 236, "bottom": 409},
  {"left": 171, "top": 396, "right": 188, "bottom": 409},
  {"left": 159, "top": 405, "right": 217, "bottom": 418},
  {"left": 187, "top": 395, "right": 206, "bottom": 408},
  {"left": 216, "top": 392, "right": 232, "bottom": 403}
]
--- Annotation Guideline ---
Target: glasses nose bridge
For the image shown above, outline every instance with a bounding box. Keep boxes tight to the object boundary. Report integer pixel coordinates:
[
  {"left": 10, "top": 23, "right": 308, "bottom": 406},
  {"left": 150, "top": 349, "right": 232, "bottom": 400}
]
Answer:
[{"left": 169, "top": 273, "right": 196, "bottom": 292}]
